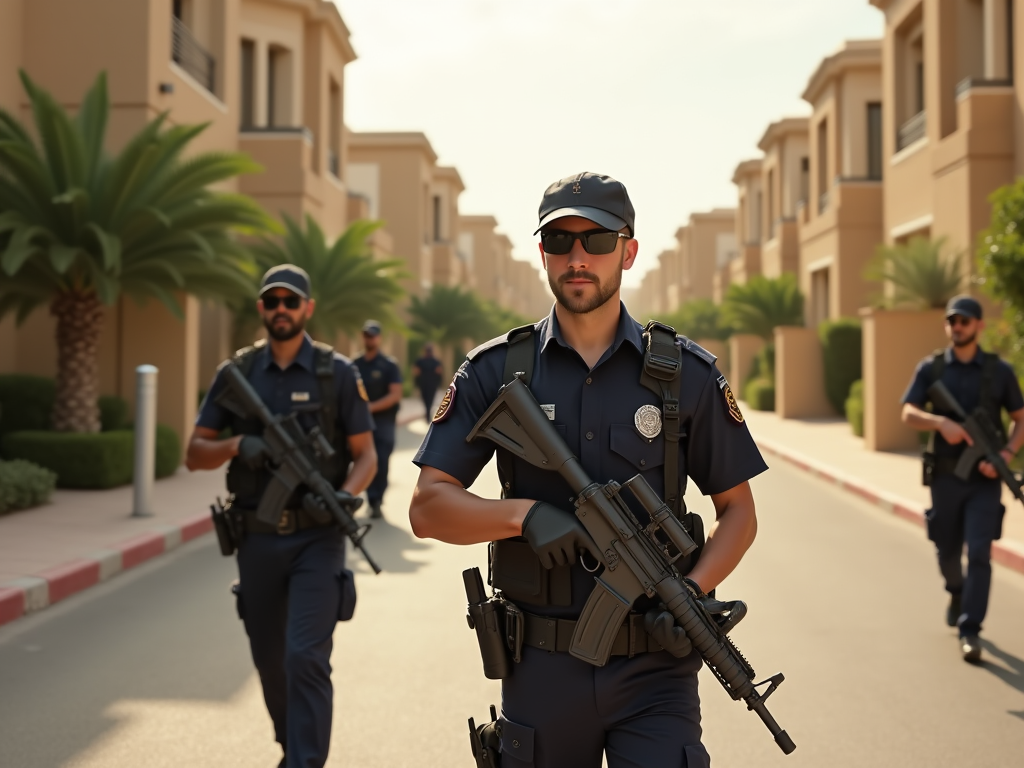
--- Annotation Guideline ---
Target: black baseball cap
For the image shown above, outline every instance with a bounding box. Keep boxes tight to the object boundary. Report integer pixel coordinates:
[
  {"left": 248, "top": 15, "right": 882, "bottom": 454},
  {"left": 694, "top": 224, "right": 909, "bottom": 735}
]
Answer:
[
  {"left": 945, "top": 295, "right": 982, "bottom": 321},
  {"left": 535, "top": 172, "right": 635, "bottom": 236},
  {"left": 260, "top": 264, "right": 310, "bottom": 299},
  {"left": 362, "top": 319, "right": 382, "bottom": 336}
]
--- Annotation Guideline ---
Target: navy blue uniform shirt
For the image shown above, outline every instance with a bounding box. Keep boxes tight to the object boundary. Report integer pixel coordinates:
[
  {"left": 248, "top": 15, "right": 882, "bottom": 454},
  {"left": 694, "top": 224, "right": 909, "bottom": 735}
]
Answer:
[
  {"left": 414, "top": 355, "right": 443, "bottom": 391},
  {"left": 354, "top": 352, "right": 403, "bottom": 424},
  {"left": 414, "top": 304, "right": 768, "bottom": 616},
  {"left": 197, "top": 334, "right": 374, "bottom": 438},
  {"left": 902, "top": 347, "right": 1023, "bottom": 459}
]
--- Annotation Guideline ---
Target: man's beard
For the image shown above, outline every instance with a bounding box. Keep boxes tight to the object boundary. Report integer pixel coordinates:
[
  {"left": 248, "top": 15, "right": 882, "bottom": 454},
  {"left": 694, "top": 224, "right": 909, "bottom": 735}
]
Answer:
[
  {"left": 951, "top": 330, "right": 977, "bottom": 348},
  {"left": 548, "top": 263, "right": 622, "bottom": 315},
  {"left": 263, "top": 313, "right": 306, "bottom": 341}
]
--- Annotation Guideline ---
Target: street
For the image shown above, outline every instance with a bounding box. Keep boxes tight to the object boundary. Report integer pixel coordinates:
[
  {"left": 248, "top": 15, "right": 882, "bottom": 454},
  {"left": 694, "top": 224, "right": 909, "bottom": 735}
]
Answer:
[{"left": 2, "top": 420, "right": 1024, "bottom": 767}]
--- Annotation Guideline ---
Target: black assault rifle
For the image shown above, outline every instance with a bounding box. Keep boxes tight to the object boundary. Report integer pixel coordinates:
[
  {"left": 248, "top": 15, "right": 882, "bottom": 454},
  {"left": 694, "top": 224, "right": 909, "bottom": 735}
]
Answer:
[
  {"left": 217, "top": 363, "right": 381, "bottom": 573},
  {"left": 927, "top": 380, "right": 1024, "bottom": 505},
  {"left": 467, "top": 375, "right": 795, "bottom": 755}
]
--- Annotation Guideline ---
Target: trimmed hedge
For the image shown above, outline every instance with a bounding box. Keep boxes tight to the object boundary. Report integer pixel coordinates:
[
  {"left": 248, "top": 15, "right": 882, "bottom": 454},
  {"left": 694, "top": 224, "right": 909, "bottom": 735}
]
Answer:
[
  {"left": 1, "top": 425, "right": 180, "bottom": 489},
  {"left": 0, "top": 375, "right": 128, "bottom": 433},
  {"left": 820, "top": 319, "right": 862, "bottom": 414},
  {"left": 0, "top": 459, "right": 57, "bottom": 514},
  {"left": 845, "top": 379, "right": 864, "bottom": 437},
  {"left": 744, "top": 377, "right": 776, "bottom": 411}
]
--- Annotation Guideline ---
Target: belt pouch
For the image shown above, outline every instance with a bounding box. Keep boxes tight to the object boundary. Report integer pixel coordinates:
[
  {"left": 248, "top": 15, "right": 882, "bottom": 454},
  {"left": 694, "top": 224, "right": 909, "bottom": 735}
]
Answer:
[
  {"left": 490, "top": 538, "right": 571, "bottom": 607},
  {"left": 467, "top": 596, "right": 512, "bottom": 680}
]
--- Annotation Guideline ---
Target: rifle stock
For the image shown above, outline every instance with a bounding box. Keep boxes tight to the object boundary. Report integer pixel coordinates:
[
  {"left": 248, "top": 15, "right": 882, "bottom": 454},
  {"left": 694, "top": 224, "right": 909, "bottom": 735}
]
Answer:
[{"left": 468, "top": 376, "right": 795, "bottom": 754}]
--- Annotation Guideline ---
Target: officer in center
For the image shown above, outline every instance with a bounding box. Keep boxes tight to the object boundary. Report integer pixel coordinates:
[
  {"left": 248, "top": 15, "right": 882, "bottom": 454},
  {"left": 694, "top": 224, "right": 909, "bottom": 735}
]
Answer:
[
  {"left": 901, "top": 295, "right": 1024, "bottom": 663},
  {"left": 185, "top": 265, "right": 377, "bottom": 768},
  {"left": 409, "top": 172, "right": 767, "bottom": 767}
]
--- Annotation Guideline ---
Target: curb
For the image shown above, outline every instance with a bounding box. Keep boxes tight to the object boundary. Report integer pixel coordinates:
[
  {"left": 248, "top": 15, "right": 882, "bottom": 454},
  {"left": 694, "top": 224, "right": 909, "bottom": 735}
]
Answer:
[
  {"left": 0, "top": 512, "right": 213, "bottom": 630},
  {"left": 755, "top": 436, "right": 1024, "bottom": 578}
]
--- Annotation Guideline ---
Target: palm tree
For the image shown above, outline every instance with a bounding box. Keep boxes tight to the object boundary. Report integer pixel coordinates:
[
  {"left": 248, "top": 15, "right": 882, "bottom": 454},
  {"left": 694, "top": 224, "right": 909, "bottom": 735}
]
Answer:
[
  {"left": 721, "top": 274, "right": 804, "bottom": 340},
  {"left": 407, "top": 285, "right": 494, "bottom": 356},
  {"left": 867, "top": 236, "right": 962, "bottom": 309},
  {"left": 662, "top": 298, "right": 731, "bottom": 341},
  {"left": 240, "top": 214, "right": 406, "bottom": 345},
  {"left": 0, "top": 71, "right": 270, "bottom": 432}
]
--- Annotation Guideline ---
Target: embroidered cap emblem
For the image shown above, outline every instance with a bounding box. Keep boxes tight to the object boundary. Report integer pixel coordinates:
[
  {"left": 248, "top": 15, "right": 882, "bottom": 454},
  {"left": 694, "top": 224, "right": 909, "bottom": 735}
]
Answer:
[
  {"left": 571, "top": 172, "right": 585, "bottom": 194},
  {"left": 634, "top": 404, "right": 662, "bottom": 439}
]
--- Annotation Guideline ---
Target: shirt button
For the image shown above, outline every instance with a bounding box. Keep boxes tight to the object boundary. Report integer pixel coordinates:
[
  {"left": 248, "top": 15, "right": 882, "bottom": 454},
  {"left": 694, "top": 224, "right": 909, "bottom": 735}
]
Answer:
[
  {"left": 586, "top": 431, "right": 594, "bottom": 440},
  {"left": 640, "top": 459, "right": 646, "bottom": 466},
  {"left": 586, "top": 377, "right": 593, "bottom": 385}
]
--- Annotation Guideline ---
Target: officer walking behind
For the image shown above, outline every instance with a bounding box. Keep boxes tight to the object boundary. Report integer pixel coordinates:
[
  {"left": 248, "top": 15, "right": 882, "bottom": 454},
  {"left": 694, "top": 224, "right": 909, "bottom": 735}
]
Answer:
[
  {"left": 354, "top": 320, "right": 403, "bottom": 519},
  {"left": 413, "top": 342, "right": 443, "bottom": 421},
  {"left": 185, "top": 265, "right": 377, "bottom": 768},
  {"left": 408, "top": 173, "right": 767, "bottom": 767},
  {"left": 901, "top": 295, "right": 1024, "bottom": 663}
]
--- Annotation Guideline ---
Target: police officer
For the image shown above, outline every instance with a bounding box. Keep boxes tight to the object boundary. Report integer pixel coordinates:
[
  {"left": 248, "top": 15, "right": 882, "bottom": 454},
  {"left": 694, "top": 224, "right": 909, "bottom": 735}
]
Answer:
[
  {"left": 185, "top": 265, "right": 377, "bottom": 768},
  {"left": 413, "top": 342, "right": 443, "bottom": 422},
  {"left": 408, "top": 173, "right": 767, "bottom": 767},
  {"left": 901, "top": 295, "right": 1024, "bottom": 663},
  {"left": 354, "top": 319, "right": 403, "bottom": 520}
]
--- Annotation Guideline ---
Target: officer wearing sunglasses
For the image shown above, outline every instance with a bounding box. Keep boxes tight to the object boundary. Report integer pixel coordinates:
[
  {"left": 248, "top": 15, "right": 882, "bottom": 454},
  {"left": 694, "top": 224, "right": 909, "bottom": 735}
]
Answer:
[
  {"left": 410, "top": 172, "right": 767, "bottom": 767},
  {"left": 186, "top": 264, "right": 377, "bottom": 768},
  {"left": 901, "top": 295, "right": 1024, "bottom": 663}
]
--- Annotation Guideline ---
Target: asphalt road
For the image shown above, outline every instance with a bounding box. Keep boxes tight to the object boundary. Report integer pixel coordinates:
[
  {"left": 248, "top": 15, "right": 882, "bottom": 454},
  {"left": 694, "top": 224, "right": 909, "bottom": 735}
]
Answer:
[{"left": 1, "top": 420, "right": 1023, "bottom": 767}]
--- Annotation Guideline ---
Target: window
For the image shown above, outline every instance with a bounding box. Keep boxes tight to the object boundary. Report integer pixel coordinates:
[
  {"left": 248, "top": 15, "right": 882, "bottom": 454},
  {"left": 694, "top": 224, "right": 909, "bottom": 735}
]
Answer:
[
  {"left": 267, "top": 46, "right": 292, "bottom": 127},
  {"left": 811, "top": 267, "right": 830, "bottom": 325},
  {"left": 328, "top": 78, "right": 341, "bottom": 177},
  {"left": 799, "top": 157, "right": 809, "bottom": 206},
  {"left": 240, "top": 39, "right": 255, "bottom": 128},
  {"left": 767, "top": 170, "right": 775, "bottom": 238},
  {"left": 867, "top": 103, "right": 882, "bottom": 180},
  {"left": 817, "top": 119, "right": 828, "bottom": 212},
  {"left": 433, "top": 195, "right": 442, "bottom": 242}
]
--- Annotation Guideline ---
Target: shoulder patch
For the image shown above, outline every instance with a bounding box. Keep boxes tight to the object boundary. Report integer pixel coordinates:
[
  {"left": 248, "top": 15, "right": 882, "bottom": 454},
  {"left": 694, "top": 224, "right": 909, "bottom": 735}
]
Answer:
[
  {"left": 433, "top": 379, "right": 457, "bottom": 422},
  {"left": 717, "top": 374, "right": 744, "bottom": 424},
  {"left": 677, "top": 335, "right": 717, "bottom": 366}
]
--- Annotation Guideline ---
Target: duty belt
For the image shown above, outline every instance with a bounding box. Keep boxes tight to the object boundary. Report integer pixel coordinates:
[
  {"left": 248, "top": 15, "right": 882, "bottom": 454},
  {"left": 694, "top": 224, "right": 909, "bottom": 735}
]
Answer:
[
  {"left": 504, "top": 604, "right": 664, "bottom": 662},
  {"left": 241, "top": 507, "right": 334, "bottom": 535}
]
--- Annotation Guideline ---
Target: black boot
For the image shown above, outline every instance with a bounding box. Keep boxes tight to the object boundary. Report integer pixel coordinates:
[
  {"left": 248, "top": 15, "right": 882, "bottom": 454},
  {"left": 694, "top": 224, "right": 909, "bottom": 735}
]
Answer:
[
  {"left": 946, "top": 593, "right": 962, "bottom": 628},
  {"left": 369, "top": 500, "right": 383, "bottom": 519}
]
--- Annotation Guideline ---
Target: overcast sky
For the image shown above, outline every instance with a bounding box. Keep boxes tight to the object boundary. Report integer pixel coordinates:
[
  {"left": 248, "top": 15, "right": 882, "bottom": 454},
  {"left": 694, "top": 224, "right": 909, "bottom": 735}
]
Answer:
[{"left": 335, "top": 1, "right": 884, "bottom": 288}]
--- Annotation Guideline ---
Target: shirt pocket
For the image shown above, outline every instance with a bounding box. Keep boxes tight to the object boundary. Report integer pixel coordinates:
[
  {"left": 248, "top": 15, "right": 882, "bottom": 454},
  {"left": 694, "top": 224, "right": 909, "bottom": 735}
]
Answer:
[{"left": 609, "top": 424, "right": 665, "bottom": 473}]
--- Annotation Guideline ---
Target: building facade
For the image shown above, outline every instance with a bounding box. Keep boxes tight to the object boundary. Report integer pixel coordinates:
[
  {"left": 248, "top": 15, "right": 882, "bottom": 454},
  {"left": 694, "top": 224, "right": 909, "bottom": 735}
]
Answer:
[
  {"left": 729, "top": 158, "right": 765, "bottom": 287},
  {"left": 757, "top": 118, "right": 809, "bottom": 278}
]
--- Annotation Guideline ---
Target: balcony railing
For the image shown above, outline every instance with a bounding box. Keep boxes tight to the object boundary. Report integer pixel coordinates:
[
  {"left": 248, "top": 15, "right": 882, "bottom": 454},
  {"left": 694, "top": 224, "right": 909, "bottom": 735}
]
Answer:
[
  {"left": 955, "top": 77, "right": 1013, "bottom": 98},
  {"left": 896, "top": 110, "right": 926, "bottom": 151},
  {"left": 171, "top": 16, "right": 215, "bottom": 94}
]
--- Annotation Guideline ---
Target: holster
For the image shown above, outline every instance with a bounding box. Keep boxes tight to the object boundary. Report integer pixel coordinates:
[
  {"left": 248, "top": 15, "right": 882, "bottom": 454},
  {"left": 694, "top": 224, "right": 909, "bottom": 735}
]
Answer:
[
  {"left": 468, "top": 706, "right": 502, "bottom": 768},
  {"left": 210, "top": 497, "right": 243, "bottom": 556},
  {"left": 467, "top": 591, "right": 514, "bottom": 680},
  {"left": 922, "top": 451, "right": 936, "bottom": 487}
]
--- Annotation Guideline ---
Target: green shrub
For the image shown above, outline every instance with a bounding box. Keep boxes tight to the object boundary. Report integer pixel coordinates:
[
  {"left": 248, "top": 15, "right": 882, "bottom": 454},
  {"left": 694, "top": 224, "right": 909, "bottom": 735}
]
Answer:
[
  {"left": 1, "top": 424, "right": 180, "bottom": 489},
  {"left": 99, "top": 395, "right": 129, "bottom": 431},
  {"left": 744, "top": 377, "right": 775, "bottom": 411},
  {"left": 845, "top": 379, "right": 864, "bottom": 437},
  {"left": 820, "top": 319, "right": 862, "bottom": 414},
  {"left": 758, "top": 343, "right": 776, "bottom": 378},
  {"left": 0, "top": 459, "right": 57, "bottom": 514},
  {"left": 0, "top": 375, "right": 55, "bottom": 434}
]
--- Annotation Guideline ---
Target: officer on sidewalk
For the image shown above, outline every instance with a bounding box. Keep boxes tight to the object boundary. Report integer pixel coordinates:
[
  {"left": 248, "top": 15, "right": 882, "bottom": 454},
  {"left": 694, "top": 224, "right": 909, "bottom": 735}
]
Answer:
[
  {"left": 413, "top": 342, "right": 443, "bottom": 422},
  {"left": 185, "top": 265, "right": 377, "bottom": 768},
  {"left": 901, "top": 295, "right": 1024, "bottom": 663},
  {"left": 354, "top": 320, "right": 403, "bottom": 520},
  {"left": 409, "top": 172, "right": 767, "bottom": 767}
]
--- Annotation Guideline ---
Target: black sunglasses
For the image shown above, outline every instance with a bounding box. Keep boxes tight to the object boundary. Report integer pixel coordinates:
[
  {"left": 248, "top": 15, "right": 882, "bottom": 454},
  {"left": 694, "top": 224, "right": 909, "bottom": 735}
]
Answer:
[
  {"left": 262, "top": 295, "right": 303, "bottom": 310},
  {"left": 540, "top": 229, "right": 630, "bottom": 256}
]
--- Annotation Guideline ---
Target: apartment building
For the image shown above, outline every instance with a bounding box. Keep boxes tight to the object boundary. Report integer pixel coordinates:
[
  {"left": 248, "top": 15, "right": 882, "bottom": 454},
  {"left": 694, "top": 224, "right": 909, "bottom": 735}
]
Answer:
[
  {"left": 634, "top": 265, "right": 663, "bottom": 320},
  {"left": 678, "top": 210, "right": 738, "bottom": 303},
  {"left": 869, "top": 0, "right": 1018, "bottom": 277},
  {"left": 729, "top": 159, "right": 764, "bottom": 287},
  {"left": 459, "top": 215, "right": 511, "bottom": 307},
  {"left": 799, "top": 39, "right": 884, "bottom": 325},
  {"left": 658, "top": 249, "right": 681, "bottom": 314},
  {"left": 757, "top": 118, "right": 809, "bottom": 278},
  {"left": 0, "top": 0, "right": 356, "bottom": 447}
]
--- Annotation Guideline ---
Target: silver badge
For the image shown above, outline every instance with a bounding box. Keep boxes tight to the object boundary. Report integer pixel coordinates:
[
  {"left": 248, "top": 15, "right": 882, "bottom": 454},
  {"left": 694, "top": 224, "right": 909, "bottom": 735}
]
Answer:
[
  {"left": 634, "top": 404, "right": 662, "bottom": 439},
  {"left": 540, "top": 404, "right": 556, "bottom": 421}
]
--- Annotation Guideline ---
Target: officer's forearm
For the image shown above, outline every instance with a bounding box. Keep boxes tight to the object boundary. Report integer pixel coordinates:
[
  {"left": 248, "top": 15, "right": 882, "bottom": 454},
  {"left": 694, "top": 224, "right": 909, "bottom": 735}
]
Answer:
[
  {"left": 185, "top": 433, "right": 242, "bottom": 471},
  {"left": 341, "top": 443, "right": 377, "bottom": 496},
  {"left": 685, "top": 483, "right": 757, "bottom": 593},
  {"left": 901, "top": 403, "right": 945, "bottom": 431},
  {"left": 410, "top": 472, "right": 532, "bottom": 544}
]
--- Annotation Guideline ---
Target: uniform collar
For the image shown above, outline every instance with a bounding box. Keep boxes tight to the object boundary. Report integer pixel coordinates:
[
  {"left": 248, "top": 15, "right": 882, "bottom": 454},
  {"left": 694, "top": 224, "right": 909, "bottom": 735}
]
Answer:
[
  {"left": 539, "top": 302, "right": 644, "bottom": 360},
  {"left": 261, "top": 334, "right": 315, "bottom": 371},
  {"left": 944, "top": 346, "right": 984, "bottom": 367}
]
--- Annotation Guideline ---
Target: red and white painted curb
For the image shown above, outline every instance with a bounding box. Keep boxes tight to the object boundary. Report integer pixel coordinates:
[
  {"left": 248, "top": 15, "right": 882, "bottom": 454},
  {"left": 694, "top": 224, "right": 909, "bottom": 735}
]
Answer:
[
  {"left": 0, "top": 513, "right": 213, "bottom": 629},
  {"left": 755, "top": 436, "right": 1024, "bottom": 577}
]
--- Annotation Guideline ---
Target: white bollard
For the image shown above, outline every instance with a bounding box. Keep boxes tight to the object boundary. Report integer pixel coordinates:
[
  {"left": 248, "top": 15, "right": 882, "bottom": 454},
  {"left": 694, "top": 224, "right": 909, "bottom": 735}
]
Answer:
[{"left": 132, "top": 365, "right": 159, "bottom": 518}]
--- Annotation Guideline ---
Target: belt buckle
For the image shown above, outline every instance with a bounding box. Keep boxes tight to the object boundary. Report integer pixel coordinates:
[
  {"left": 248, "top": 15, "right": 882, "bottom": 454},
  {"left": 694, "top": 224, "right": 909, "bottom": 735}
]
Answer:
[
  {"left": 504, "top": 601, "right": 524, "bottom": 664},
  {"left": 276, "top": 509, "right": 297, "bottom": 535}
]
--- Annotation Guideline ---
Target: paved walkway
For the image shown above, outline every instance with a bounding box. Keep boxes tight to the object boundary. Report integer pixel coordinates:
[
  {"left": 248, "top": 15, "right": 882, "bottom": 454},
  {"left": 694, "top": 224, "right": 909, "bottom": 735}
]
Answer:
[
  {"left": 0, "top": 397, "right": 431, "bottom": 627},
  {"left": 741, "top": 405, "right": 1024, "bottom": 574}
]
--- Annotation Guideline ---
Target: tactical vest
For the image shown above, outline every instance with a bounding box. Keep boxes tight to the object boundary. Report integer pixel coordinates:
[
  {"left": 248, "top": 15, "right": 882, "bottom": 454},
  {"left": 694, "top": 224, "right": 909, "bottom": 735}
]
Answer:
[
  {"left": 925, "top": 348, "right": 1005, "bottom": 457},
  {"left": 489, "top": 320, "right": 706, "bottom": 607},
  {"left": 224, "top": 339, "right": 350, "bottom": 508}
]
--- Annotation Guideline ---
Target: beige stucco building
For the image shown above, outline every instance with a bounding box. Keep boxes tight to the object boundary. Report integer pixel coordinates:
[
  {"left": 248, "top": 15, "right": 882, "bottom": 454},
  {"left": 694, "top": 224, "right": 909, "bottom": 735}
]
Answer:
[
  {"left": 757, "top": 118, "right": 809, "bottom": 278},
  {"left": 798, "top": 39, "right": 884, "bottom": 325},
  {"left": 678, "top": 210, "right": 737, "bottom": 304},
  {"left": 728, "top": 159, "right": 765, "bottom": 288},
  {"left": 0, "top": 0, "right": 358, "bottom": 449}
]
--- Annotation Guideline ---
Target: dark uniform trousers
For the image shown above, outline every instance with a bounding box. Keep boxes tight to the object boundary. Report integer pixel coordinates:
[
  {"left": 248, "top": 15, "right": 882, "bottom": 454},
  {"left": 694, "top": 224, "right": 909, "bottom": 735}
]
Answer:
[
  {"left": 500, "top": 648, "right": 709, "bottom": 768},
  {"left": 419, "top": 386, "right": 437, "bottom": 420},
  {"left": 926, "top": 473, "right": 1004, "bottom": 636},
  {"left": 367, "top": 418, "right": 396, "bottom": 505},
  {"left": 236, "top": 528, "right": 347, "bottom": 768}
]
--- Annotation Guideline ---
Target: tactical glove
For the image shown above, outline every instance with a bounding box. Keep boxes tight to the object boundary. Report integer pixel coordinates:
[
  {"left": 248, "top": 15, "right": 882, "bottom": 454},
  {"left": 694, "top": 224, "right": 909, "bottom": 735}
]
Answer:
[
  {"left": 237, "top": 435, "right": 270, "bottom": 470},
  {"left": 521, "top": 501, "right": 601, "bottom": 569},
  {"left": 644, "top": 607, "right": 694, "bottom": 658},
  {"left": 334, "top": 489, "right": 363, "bottom": 513}
]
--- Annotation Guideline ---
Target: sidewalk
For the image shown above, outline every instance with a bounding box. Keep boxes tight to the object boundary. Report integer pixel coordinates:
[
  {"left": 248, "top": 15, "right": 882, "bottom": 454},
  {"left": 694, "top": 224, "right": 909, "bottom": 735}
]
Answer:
[
  {"left": 0, "top": 397, "right": 429, "bottom": 628},
  {"left": 742, "top": 405, "right": 1024, "bottom": 575}
]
